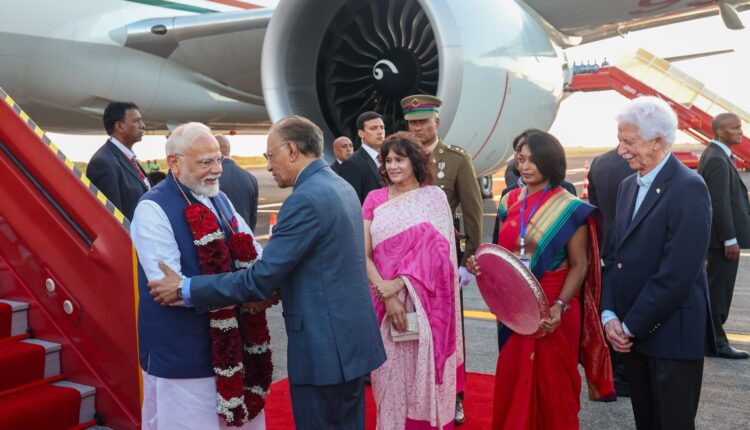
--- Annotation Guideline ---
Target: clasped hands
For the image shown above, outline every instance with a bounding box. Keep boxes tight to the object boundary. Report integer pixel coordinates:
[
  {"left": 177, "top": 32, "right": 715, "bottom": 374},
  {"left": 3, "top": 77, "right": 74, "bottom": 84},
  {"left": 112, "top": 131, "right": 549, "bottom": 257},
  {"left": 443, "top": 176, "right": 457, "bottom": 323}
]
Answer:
[
  {"left": 373, "top": 278, "right": 409, "bottom": 332},
  {"left": 147, "top": 261, "right": 280, "bottom": 312},
  {"left": 604, "top": 319, "right": 633, "bottom": 352}
]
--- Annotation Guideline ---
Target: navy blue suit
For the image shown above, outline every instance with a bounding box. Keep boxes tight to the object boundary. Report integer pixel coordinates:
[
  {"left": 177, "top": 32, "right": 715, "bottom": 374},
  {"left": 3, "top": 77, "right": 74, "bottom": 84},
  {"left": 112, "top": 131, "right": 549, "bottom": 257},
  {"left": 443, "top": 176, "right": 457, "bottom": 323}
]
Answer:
[
  {"left": 219, "top": 157, "right": 259, "bottom": 231},
  {"left": 86, "top": 140, "right": 149, "bottom": 220},
  {"left": 189, "top": 159, "right": 386, "bottom": 428},
  {"left": 603, "top": 154, "right": 715, "bottom": 429}
]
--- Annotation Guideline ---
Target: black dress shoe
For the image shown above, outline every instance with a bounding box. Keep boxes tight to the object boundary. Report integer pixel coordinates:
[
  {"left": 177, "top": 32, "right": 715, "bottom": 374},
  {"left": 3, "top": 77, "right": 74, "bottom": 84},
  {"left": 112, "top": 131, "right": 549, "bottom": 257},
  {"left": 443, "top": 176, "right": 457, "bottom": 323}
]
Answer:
[{"left": 716, "top": 346, "right": 750, "bottom": 359}]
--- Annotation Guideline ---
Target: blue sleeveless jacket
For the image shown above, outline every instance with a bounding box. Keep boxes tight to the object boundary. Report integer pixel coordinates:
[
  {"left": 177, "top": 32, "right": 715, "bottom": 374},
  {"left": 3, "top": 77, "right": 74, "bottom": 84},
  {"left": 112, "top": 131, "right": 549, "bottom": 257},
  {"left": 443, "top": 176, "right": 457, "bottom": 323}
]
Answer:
[{"left": 137, "top": 174, "right": 236, "bottom": 378}]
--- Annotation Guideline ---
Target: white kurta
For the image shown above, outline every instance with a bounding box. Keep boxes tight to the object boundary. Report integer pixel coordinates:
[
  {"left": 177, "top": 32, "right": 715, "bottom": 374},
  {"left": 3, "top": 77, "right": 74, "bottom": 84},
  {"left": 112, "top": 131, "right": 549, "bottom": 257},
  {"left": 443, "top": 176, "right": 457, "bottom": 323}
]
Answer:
[{"left": 132, "top": 191, "right": 265, "bottom": 430}]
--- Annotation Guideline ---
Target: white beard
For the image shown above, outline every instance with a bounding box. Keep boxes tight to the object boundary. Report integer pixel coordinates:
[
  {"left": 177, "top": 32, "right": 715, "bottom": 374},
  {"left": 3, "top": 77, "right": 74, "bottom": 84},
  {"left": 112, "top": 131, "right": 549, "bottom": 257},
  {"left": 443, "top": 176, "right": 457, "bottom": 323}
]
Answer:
[{"left": 192, "top": 180, "right": 220, "bottom": 197}]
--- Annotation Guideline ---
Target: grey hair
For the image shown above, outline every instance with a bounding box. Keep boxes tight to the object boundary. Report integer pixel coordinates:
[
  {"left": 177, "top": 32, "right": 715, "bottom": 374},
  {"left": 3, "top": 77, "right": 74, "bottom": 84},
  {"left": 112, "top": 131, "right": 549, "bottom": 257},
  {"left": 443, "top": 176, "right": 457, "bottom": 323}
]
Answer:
[
  {"left": 165, "top": 122, "right": 214, "bottom": 156},
  {"left": 616, "top": 96, "right": 678, "bottom": 147},
  {"left": 269, "top": 115, "right": 323, "bottom": 158}
]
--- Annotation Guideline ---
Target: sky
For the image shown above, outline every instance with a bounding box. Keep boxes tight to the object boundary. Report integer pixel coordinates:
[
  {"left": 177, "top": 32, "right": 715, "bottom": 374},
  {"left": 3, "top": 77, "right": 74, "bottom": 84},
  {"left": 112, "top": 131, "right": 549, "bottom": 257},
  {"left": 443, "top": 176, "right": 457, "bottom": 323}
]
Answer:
[{"left": 47, "top": 12, "right": 750, "bottom": 161}]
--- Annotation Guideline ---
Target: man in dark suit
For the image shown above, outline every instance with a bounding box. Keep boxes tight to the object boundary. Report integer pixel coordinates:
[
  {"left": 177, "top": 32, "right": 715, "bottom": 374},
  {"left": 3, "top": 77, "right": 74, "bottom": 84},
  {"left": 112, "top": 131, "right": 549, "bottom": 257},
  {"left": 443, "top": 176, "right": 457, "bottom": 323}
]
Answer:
[
  {"left": 602, "top": 97, "right": 714, "bottom": 430},
  {"left": 330, "top": 136, "right": 353, "bottom": 175},
  {"left": 340, "top": 111, "right": 385, "bottom": 203},
  {"left": 588, "top": 146, "right": 636, "bottom": 396},
  {"left": 148, "top": 115, "right": 386, "bottom": 429},
  {"left": 86, "top": 101, "right": 150, "bottom": 220},
  {"left": 216, "top": 134, "right": 259, "bottom": 231},
  {"left": 698, "top": 113, "right": 750, "bottom": 359}
]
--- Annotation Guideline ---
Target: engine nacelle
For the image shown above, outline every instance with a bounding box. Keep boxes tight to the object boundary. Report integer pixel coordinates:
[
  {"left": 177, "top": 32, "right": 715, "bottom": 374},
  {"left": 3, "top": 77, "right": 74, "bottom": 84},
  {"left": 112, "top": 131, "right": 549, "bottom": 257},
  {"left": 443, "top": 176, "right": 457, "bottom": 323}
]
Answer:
[{"left": 262, "top": 0, "right": 567, "bottom": 175}]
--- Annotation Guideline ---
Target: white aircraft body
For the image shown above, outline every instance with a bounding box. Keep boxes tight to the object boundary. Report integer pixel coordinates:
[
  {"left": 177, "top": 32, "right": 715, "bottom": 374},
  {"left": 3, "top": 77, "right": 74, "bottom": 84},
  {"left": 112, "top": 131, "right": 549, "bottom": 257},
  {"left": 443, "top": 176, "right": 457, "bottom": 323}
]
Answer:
[{"left": 1, "top": 0, "right": 748, "bottom": 181}]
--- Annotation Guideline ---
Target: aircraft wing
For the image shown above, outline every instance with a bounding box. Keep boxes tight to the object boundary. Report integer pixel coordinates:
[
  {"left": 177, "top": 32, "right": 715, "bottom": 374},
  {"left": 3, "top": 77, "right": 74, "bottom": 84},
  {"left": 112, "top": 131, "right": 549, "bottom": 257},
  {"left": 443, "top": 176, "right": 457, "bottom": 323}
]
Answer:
[
  {"left": 522, "top": 0, "right": 750, "bottom": 45},
  {"left": 119, "top": 8, "right": 273, "bottom": 105}
]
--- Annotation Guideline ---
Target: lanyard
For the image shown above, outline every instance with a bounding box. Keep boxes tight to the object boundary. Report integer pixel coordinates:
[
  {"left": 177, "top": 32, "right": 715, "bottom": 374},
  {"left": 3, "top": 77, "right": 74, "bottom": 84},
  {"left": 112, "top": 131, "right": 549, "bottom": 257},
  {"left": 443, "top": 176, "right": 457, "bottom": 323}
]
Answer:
[{"left": 519, "top": 184, "right": 550, "bottom": 257}]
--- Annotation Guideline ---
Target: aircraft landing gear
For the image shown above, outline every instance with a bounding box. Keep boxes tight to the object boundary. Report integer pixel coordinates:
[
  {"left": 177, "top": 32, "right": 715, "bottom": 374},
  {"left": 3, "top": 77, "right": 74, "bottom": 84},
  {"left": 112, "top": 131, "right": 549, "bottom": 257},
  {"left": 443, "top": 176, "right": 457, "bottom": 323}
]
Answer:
[{"left": 479, "top": 175, "right": 493, "bottom": 199}]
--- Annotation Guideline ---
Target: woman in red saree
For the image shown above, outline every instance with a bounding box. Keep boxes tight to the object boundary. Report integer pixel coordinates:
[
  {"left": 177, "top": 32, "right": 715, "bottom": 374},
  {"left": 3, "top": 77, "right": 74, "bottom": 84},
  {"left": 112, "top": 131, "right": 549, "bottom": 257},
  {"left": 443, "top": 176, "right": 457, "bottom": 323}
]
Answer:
[
  {"left": 468, "top": 131, "right": 615, "bottom": 430},
  {"left": 363, "top": 132, "right": 464, "bottom": 429}
]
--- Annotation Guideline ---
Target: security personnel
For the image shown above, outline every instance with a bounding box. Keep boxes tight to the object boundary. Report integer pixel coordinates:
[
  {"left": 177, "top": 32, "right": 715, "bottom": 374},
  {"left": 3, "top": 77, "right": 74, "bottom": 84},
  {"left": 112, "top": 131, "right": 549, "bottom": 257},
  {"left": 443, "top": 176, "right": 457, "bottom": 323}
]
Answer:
[{"left": 402, "top": 94, "right": 482, "bottom": 425}]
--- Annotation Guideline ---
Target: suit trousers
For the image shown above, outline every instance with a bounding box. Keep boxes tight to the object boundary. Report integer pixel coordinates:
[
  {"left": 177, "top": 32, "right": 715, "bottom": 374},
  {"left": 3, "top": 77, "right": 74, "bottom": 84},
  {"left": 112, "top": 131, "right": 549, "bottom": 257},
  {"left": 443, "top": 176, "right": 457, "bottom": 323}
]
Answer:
[
  {"left": 706, "top": 248, "right": 740, "bottom": 348},
  {"left": 623, "top": 350, "right": 703, "bottom": 430},
  {"left": 289, "top": 376, "right": 365, "bottom": 430}
]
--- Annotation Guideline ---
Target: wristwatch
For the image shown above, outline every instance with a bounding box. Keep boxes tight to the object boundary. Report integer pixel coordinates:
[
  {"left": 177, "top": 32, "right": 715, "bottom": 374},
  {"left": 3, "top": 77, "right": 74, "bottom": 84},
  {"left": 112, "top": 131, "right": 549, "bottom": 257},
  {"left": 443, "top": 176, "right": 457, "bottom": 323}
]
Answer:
[
  {"left": 176, "top": 279, "right": 184, "bottom": 299},
  {"left": 553, "top": 299, "right": 568, "bottom": 312}
]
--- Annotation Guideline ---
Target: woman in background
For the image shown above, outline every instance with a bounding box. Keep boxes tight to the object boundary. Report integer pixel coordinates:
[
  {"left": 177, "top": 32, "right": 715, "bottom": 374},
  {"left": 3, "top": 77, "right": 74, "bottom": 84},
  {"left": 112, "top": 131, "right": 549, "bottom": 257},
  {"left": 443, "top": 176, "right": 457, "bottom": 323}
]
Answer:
[
  {"left": 363, "top": 132, "right": 464, "bottom": 429},
  {"left": 468, "top": 131, "right": 614, "bottom": 430}
]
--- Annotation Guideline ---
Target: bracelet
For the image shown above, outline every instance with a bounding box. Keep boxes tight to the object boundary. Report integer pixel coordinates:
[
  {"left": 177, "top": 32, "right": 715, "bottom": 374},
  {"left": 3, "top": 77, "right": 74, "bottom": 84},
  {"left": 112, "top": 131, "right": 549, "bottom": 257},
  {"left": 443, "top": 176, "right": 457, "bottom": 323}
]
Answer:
[{"left": 553, "top": 299, "right": 568, "bottom": 312}]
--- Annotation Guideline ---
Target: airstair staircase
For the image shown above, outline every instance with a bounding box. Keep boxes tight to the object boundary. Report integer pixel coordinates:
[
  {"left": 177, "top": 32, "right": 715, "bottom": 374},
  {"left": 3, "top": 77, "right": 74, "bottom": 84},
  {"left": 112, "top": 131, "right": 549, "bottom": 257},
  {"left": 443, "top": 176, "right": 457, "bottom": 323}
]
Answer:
[
  {"left": 570, "top": 48, "right": 750, "bottom": 168},
  {"left": 0, "top": 88, "right": 141, "bottom": 429}
]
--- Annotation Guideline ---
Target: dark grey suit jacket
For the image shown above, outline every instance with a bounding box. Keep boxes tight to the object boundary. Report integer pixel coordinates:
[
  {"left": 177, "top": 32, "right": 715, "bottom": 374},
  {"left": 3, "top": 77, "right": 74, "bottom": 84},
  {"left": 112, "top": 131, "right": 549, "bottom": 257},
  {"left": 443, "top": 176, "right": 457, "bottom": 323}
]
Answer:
[
  {"left": 588, "top": 148, "right": 635, "bottom": 261},
  {"left": 339, "top": 147, "right": 382, "bottom": 204},
  {"left": 329, "top": 160, "right": 342, "bottom": 175},
  {"left": 219, "top": 158, "right": 259, "bottom": 231},
  {"left": 86, "top": 140, "right": 149, "bottom": 220},
  {"left": 698, "top": 142, "right": 750, "bottom": 249},
  {"left": 189, "top": 159, "right": 386, "bottom": 386}
]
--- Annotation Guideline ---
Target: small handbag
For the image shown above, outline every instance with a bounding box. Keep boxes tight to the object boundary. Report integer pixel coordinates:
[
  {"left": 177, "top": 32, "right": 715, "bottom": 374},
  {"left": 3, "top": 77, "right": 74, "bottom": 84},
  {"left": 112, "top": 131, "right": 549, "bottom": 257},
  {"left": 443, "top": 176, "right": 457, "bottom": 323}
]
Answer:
[{"left": 390, "top": 311, "right": 419, "bottom": 342}]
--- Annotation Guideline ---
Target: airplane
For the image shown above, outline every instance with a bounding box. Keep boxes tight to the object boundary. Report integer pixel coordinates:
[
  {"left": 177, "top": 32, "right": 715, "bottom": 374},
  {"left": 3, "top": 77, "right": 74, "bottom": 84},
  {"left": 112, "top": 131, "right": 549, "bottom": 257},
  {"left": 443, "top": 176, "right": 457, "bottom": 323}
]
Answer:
[{"left": 2, "top": 0, "right": 749, "bottom": 197}]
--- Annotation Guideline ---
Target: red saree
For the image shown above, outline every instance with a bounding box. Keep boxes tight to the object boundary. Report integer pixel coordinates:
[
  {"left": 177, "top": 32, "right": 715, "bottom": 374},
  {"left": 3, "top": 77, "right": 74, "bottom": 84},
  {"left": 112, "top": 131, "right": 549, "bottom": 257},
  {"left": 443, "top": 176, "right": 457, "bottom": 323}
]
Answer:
[{"left": 492, "top": 186, "right": 615, "bottom": 430}]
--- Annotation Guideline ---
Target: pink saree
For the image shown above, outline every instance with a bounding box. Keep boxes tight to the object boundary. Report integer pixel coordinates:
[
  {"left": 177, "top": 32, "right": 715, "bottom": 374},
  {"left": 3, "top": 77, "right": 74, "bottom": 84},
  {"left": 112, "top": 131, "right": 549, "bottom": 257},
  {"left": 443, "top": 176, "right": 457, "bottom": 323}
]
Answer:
[{"left": 363, "top": 186, "right": 464, "bottom": 430}]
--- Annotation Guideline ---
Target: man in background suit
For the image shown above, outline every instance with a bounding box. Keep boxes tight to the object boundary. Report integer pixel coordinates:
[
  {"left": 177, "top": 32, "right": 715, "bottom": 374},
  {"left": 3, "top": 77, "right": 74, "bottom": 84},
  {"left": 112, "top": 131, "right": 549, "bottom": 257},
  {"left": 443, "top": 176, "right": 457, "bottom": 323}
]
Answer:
[
  {"left": 602, "top": 96, "right": 714, "bottom": 430},
  {"left": 149, "top": 115, "right": 386, "bottom": 430},
  {"left": 588, "top": 146, "right": 636, "bottom": 396},
  {"left": 340, "top": 111, "right": 385, "bottom": 203},
  {"left": 86, "top": 101, "right": 150, "bottom": 220},
  {"left": 698, "top": 113, "right": 750, "bottom": 359},
  {"left": 216, "top": 134, "right": 259, "bottom": 231},
  {"left": 330, "top": 136, "right": 353, "bottom": 175}
]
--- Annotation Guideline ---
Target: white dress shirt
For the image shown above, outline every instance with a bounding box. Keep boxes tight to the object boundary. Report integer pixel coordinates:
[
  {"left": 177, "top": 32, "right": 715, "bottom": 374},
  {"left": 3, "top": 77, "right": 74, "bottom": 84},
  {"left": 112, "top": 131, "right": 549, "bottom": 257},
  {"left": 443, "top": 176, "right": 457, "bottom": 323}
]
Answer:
[
  {"left": 110, "top": 136, "right": 151, "bottom": 188},
  {"left": 361, "top": 142, "right": 381, "bottom": 167}
]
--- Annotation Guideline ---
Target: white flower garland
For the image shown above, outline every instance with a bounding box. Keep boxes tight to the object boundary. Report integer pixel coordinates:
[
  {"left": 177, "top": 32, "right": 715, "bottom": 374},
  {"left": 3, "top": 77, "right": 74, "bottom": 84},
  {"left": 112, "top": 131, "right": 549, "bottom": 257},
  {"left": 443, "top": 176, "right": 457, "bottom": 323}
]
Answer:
[
  {"left": 193, "top": 229, "right": 225, "bottom": 246},
  {"left": 245, "top": 385, "right": 270, "bottom": 397},
  {"left": 214, "top": 363, "right": 244, "bottom": 378},
  {"left": 234, "top": 260, "right": 256, "bottom": 269},
  {"left": 216, "top": 393, "right": 249, "bottom": 423},
  {"left": 244, "top": 342, "right": 270, "bottom": 355},
  {"left": 210, "top": 316, "right": 239, "bottom": 331}
]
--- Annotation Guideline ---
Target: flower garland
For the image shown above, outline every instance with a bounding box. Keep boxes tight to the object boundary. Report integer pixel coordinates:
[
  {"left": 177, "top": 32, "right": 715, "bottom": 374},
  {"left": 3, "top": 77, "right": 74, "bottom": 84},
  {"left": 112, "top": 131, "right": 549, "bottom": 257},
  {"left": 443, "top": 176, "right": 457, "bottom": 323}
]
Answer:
[{"left": 183, "top": 192, "right": 273, "bottom": 426}]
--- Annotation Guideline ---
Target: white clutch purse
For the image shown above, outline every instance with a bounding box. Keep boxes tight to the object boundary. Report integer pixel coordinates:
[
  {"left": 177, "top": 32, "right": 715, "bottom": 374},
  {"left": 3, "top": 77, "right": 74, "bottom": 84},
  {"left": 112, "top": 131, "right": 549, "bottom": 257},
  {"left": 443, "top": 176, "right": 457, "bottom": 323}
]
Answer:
[{"left": 390, "top": 312, "right": 419, "bottom": 342}]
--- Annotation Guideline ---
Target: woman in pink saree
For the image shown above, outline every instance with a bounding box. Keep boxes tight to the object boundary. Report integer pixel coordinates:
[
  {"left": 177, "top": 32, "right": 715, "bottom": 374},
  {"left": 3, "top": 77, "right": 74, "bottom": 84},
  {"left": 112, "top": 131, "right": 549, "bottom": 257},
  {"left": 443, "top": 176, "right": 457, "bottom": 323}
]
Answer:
[{"left": 363, "top": 132, "right": 464, "bottom": 430}]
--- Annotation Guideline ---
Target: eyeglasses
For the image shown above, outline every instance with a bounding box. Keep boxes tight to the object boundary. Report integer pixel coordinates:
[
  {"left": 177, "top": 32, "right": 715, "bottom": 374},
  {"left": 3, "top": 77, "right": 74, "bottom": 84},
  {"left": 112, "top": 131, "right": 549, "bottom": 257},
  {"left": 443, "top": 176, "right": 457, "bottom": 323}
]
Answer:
[
  {"left": 173, "top": 154, "right": 224, "bottom": 168},
  {"left": 263, "top": 141, "right": 290, "bottom": 161}
]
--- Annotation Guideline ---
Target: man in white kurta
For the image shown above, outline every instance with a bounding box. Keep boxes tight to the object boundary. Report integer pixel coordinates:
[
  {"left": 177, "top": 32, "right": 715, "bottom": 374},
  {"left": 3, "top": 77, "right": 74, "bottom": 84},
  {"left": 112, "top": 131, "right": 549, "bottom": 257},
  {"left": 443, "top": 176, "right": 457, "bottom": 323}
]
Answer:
[{"left": 131, "top": 122, "right": 267, "bottom": 430}]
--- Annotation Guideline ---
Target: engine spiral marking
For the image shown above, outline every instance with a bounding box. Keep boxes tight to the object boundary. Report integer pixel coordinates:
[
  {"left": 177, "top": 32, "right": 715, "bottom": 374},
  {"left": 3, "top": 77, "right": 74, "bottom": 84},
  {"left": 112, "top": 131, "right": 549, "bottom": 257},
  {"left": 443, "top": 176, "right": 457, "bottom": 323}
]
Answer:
[{"left": 373, "top": 59, "right": 399, "bottom": 80}]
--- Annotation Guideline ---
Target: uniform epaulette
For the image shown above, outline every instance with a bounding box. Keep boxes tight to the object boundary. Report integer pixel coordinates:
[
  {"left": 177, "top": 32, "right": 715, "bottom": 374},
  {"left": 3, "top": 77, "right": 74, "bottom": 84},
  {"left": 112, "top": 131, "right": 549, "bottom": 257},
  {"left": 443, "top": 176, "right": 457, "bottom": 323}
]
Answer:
[{"left": 447, "top": 144, "right": 466, "bottom": 154}]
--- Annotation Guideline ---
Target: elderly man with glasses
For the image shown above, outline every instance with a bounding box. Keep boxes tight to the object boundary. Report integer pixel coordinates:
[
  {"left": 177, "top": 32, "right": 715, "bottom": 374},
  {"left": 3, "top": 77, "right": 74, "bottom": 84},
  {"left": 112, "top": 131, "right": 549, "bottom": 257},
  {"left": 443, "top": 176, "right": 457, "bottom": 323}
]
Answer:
[{"left": 131, "top": 122, "right": 275, "bottom": 430}]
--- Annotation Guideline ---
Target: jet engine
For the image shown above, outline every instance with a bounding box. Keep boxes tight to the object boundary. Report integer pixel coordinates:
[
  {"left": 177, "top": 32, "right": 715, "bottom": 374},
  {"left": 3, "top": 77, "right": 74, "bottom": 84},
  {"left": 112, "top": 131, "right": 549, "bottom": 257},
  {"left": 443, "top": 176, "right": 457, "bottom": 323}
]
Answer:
[{"left": 262, "top": 0, "right": 568, "bottom": 176}]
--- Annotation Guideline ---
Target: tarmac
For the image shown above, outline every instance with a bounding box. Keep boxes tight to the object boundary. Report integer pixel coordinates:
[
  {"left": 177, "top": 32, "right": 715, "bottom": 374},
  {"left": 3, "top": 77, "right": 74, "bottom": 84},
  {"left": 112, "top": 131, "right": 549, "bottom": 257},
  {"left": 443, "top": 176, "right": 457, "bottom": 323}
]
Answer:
[{"left": 250, "top": 149, "right": 750, "bottom": 429}]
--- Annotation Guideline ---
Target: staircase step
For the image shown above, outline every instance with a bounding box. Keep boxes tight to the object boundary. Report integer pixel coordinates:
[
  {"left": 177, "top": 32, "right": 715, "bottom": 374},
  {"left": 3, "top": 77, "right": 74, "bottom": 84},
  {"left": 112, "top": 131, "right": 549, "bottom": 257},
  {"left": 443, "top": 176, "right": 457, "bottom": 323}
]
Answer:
[
  {"left": 0, "top": 299, "right": 29, "bottom": 336},
  {"left": 53, "top": 380, "right": 96, "bottom": 425},
  {"left": 23, "top": 339, "right": 62, "bottom": 378}
]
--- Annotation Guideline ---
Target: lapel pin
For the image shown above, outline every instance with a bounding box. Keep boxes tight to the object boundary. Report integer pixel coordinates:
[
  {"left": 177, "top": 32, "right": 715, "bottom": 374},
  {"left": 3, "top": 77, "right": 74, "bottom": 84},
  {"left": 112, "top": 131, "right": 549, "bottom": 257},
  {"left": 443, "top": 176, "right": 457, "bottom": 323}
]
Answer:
[{"left": 655, "top": 188, "right": 661, "bottom": 194}]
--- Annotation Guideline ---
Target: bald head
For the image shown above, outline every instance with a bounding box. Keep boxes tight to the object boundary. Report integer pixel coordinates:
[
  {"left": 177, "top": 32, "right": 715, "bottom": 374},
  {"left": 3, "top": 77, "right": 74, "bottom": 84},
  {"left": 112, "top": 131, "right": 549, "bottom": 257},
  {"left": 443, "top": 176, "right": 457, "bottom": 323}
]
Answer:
[
  {"left": 712, "top": 113, "right": 743, "bottom": 146},
  {"left": 333, "top": 136, "right": 354, "bottom": 162},
  {"left": 216, "top": 134, "right": 231, "bottom": 156}
]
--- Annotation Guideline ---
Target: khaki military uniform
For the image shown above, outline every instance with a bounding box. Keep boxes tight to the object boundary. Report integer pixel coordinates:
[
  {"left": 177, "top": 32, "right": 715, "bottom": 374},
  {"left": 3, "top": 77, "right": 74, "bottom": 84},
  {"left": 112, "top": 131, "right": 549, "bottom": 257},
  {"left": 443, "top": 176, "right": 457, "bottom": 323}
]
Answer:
[{"left": 430, "top": 140, "right": 483, "bottom": 266}]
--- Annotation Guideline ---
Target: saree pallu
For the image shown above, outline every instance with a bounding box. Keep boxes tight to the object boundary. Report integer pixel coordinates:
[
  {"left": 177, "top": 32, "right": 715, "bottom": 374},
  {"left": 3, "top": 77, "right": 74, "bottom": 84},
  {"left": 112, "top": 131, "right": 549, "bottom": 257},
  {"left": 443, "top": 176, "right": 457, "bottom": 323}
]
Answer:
[
  {"left": 493, "top": 187, "right": 615, "bottom": 430},
  {"left": 369, "top": 186, "right": 464, "bottom": 430}
]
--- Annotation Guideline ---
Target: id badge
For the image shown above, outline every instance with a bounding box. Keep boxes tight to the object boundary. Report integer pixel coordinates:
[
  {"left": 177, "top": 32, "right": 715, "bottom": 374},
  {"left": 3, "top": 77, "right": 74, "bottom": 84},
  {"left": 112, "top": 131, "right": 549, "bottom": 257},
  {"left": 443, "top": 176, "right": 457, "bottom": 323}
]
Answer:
[{"left": 518, "top": 256, "right": 531, "bottom": 268}]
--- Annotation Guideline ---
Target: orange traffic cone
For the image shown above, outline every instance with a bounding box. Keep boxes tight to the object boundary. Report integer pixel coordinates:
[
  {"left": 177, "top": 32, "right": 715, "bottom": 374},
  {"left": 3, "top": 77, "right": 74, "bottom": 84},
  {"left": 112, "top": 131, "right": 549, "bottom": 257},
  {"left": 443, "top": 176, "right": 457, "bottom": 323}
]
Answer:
[
  {"left": 581, "top": 160, "right": 590, "bottom": 199},
  {"left": 268, "top": 213, "right": 277, "bottom": 237}
]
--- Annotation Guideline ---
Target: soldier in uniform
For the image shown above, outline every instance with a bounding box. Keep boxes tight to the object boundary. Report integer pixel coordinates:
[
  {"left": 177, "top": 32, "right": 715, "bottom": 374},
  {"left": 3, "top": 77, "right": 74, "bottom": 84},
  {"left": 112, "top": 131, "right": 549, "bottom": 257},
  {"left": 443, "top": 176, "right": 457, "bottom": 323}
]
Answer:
[{"left": 401, "top": 94, "right": 483, "bottom": 425}]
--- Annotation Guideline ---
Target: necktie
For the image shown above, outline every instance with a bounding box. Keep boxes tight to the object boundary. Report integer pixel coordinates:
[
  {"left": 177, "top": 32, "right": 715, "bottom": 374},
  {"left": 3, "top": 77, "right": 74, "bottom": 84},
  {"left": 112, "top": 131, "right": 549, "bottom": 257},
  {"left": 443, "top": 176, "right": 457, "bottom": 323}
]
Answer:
[{"left": 129, "top": 156, "right": 151, "bottom": 190}]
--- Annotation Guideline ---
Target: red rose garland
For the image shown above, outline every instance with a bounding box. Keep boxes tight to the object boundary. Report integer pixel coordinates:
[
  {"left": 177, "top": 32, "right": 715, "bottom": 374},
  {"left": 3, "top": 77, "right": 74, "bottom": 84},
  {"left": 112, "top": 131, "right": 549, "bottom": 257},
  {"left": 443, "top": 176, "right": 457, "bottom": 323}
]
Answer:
[{"left": 184, "top": 203, "right": 273, "bottom": 426}]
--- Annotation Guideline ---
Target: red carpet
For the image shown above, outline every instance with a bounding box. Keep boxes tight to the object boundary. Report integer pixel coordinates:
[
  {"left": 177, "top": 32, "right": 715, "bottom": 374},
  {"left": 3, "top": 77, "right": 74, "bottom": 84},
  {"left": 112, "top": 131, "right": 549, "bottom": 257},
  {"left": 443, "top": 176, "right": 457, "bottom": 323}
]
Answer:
[
  {"left": 0, "top": 340, "right": 46, "bottom": 391},
  {"left": 0, "top": 301, "right": 11, "bottom": 337},
  {"left": 0, "top": 383, "right": 81, "bottom": 430},
  {"left": 266, "top": 372, "right": 494, "bottom": 429}
]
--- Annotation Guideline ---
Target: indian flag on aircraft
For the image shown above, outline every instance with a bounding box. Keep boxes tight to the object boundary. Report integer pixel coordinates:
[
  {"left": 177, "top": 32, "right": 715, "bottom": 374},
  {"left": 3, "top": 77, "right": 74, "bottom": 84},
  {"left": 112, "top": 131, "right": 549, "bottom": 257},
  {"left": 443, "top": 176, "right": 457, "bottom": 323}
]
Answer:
[{"left": 125, "top": 0, "right": 278, "bottom": 14}]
